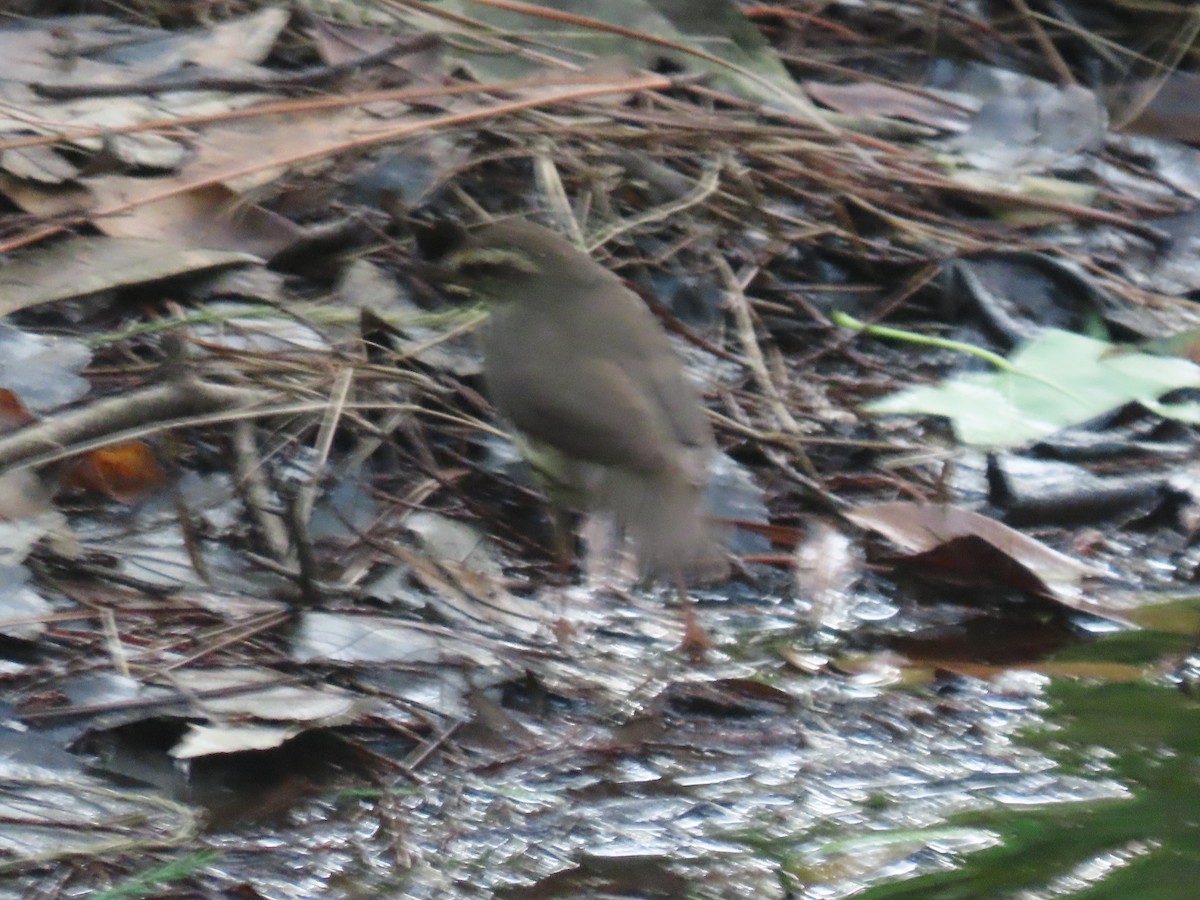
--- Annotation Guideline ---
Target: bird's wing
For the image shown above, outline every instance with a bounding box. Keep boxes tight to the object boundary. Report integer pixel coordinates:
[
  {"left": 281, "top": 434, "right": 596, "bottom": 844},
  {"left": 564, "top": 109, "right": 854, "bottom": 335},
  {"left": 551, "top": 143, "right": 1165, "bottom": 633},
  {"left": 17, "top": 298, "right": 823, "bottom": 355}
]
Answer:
[
  {"left": 640, "top": 351, "right": 714, "bottom": 451},
  {"left": 485, "top": 352, "right": 674, "bottom": 473},
  {"left": 564, "top": 288, "right": 713, "bottom": 453}
]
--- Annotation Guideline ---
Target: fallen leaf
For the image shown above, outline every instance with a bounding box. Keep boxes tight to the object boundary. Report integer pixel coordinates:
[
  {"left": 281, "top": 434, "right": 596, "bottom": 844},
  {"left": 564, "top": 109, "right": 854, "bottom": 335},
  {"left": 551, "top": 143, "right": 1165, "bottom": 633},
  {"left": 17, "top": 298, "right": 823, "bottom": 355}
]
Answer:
[
  {"left": 61, "top": 441, "right": 168, "bottom": 503},
  {"left": 846, "top": 502, "right": 1121, "bottom": 621},
  {"left": 171, "top": 723, "right": 301, "bottom": 759},
  {"left": 866, "top": 328, "right": 1200, "bottom": 447}
]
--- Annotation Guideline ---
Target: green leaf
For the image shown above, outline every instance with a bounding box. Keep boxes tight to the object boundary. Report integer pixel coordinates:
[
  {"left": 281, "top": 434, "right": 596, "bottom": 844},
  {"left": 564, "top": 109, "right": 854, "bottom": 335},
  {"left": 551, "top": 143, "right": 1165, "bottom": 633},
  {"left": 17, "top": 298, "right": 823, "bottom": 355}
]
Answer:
[{"left": 865, "top": 328, "right": 1200, "bottom": 447}]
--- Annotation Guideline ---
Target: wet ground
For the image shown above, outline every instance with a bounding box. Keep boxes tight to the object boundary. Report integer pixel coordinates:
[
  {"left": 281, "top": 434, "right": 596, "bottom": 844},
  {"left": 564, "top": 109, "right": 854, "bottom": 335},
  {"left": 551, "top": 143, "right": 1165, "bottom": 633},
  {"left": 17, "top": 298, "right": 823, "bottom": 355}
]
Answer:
[{"left": 7, "top": 575, "right": 1197, "bottom": 898}]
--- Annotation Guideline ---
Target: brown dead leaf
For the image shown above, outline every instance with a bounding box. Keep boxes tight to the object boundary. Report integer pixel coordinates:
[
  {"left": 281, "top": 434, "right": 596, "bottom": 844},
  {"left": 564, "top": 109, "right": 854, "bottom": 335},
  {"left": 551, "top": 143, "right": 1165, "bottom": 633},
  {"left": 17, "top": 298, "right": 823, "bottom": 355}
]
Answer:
[
  {"left": 61, "top": 441, "right": 167, "bottom": 504},
  {"left": 0, "top": 236, "right": 260, "bottom": 317},
  {"left": 846, "top": 502, "right": 1120, "bottom": 621},
  {"left": 0, "top": 389, "right": 35, "bottom": 432}
]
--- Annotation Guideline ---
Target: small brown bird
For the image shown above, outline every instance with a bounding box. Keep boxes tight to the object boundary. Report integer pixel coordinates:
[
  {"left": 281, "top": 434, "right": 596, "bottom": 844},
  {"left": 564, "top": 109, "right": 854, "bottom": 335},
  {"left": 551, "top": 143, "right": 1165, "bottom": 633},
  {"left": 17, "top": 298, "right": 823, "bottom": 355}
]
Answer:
[{"left": 420, "top": 219, "right": 725, "bottom": 649}]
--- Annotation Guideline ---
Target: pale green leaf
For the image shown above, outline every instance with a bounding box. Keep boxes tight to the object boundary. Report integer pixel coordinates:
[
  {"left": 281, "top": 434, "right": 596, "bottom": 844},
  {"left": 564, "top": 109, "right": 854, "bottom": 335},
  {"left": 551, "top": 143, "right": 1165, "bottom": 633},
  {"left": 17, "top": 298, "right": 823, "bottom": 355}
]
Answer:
[{"left": 866, "top": 328, "right": 1200, "bottom": 447}]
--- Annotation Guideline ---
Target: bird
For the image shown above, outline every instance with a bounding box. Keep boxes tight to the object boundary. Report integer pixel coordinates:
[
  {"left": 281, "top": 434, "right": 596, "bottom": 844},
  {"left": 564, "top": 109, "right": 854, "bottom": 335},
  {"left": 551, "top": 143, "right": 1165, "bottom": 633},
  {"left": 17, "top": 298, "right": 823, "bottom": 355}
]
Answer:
[{"left": 418, "top": 218, "right": 727, "bottom": 651}]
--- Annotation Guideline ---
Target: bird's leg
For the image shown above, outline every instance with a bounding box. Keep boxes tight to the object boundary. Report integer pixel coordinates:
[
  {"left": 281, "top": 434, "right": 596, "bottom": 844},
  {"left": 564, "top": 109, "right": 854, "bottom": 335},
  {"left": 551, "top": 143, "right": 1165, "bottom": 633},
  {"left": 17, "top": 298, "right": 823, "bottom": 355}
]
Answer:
[
  {"left": 674, "top": 566, "right": 713, "bottom": 658},
  {"left": 549, "top": 506, "right": 575, "bottom": 579},
  {"left": 548, "top": 506, "right": 578, "bottom": 646},
  {"left": 580, "top": 513, "right": 637, "bottom": 593}
]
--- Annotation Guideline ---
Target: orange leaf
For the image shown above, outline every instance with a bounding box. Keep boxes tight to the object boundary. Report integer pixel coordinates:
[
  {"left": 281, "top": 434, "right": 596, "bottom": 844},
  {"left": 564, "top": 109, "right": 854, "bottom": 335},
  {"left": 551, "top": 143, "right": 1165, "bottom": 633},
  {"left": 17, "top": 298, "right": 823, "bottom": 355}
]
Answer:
[
  {"left": 0, "top": 388, "right": 35, "bottom": 433},
  {"left": 62, "top": 441, "right": 167, "bottom": 503}
]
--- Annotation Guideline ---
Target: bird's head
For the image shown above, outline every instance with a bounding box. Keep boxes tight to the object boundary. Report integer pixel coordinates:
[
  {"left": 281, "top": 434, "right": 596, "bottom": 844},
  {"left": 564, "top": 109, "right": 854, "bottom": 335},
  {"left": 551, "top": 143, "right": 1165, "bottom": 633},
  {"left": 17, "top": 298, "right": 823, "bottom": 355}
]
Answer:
[{"left": 416, "top": 219, "right": 599, "bottom": 302}]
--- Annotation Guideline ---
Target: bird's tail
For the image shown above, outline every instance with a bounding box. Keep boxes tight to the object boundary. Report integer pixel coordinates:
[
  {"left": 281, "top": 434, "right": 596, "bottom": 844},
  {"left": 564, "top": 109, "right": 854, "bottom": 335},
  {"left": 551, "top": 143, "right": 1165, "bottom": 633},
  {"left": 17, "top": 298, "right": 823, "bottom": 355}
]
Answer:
[{"left": 604, "top": 468, "right": 729, "bottom": 583}]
